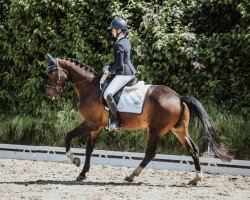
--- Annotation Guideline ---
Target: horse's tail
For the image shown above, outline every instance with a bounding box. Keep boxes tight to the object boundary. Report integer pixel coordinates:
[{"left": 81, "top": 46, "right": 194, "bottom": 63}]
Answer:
[{"left": 181, "top": 96, "right": 232, "bottom": 162}]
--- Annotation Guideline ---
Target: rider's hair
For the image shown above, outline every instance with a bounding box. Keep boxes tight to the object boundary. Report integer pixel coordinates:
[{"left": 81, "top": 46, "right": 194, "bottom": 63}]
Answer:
[{"left": 122, "top": 29, "right": 129, "bottom": 37}]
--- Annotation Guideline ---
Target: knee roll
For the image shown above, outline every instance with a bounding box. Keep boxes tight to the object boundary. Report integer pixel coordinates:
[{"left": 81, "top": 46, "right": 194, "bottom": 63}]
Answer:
[{"left": 106, "top": 94, "right": 114, "bottom": 103}]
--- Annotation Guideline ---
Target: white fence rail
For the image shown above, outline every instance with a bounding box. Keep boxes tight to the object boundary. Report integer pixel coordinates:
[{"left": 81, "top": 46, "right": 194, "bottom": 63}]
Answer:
[{"left": 0, "top": 143, "right": 249, "bottom": 176}]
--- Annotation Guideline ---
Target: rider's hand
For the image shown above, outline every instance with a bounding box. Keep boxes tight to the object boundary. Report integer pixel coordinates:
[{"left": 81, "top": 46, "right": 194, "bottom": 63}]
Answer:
[{"left": 102, "top": 65, "right": 110, "bottom": 74}]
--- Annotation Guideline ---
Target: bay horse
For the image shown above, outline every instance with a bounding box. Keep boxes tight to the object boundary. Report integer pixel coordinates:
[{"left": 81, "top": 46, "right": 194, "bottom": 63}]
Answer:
[{"left": 46, "top": 54, "right": 232, "bottom": 185}]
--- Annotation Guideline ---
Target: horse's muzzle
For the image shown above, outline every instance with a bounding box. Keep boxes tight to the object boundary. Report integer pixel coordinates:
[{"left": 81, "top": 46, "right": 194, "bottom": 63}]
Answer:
[{"left": 46, "top": 88, "right": 60, "bottom": 100}]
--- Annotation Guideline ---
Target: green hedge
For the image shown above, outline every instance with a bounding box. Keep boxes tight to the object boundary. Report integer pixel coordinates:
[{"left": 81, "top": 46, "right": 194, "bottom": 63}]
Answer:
[
  {"left": 0, "top": 102, "right": 249, "bottom": 159},
  {"left": 0, "top": 0, "right": 249, "bottom": 114},
  {"left": 129, "top": 0, "right": 249, "bottom": 113},
  {"left": 0, "top": 0, "right": 249, "bottom": 157}
]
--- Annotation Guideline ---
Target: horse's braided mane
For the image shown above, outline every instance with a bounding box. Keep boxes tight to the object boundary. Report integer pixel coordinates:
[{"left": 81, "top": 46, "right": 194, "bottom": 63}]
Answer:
[{"left": 62, "top": 57, "right": 97, "bottom": 74}]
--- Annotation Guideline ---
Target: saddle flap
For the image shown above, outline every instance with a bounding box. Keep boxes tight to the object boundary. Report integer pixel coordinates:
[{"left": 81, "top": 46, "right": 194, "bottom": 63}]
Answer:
[{"left": 117, "top": 84, "right": 151, "bottom": 114}]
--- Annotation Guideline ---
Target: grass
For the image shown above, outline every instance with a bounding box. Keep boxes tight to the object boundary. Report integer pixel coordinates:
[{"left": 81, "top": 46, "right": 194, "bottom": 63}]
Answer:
[{"left": 0, "top": 101, "right": 249, "bottom": 160}]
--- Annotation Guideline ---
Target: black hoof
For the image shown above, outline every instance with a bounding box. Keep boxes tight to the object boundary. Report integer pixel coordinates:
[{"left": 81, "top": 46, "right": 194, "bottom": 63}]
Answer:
[
  {"left": 124, "top": 176, "right": 134, "bottom": 182},
  {"left": 73, "top": 157, "right": 81, "bottom": 167},
  {"left": 188, "top": 180, "right": 198, "bottom": 186},
  {"left": 76, "top": 174, "right": 86, "bottom": 181}
]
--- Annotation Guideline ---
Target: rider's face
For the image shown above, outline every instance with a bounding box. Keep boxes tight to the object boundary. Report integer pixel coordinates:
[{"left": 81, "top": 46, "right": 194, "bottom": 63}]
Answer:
[{"left": 111, "top": 29, "right": 122, "bottom": 37}]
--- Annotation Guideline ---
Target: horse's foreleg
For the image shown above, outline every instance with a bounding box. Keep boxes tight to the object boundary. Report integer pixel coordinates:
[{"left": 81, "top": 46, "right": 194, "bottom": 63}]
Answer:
[
  {"left": 125, "top": 132, "right": 160, "bottom": 182},
  {"left": 76, "top": 130, "right": 100, "bottom": 181},
  {"left": 65, "top": 122, "right": 96, "bottom": 167}
]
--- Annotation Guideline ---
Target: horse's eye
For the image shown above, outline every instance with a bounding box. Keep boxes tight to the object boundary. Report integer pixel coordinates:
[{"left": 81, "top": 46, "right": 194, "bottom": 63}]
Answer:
[{"left": 49, "top": 73, "right": 55, "bottom": 78}]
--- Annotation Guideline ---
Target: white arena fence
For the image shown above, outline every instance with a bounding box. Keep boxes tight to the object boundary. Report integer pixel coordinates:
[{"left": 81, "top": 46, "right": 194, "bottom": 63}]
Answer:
[{"left": 0, "top": 143, "right": 249, "bottom": 176}]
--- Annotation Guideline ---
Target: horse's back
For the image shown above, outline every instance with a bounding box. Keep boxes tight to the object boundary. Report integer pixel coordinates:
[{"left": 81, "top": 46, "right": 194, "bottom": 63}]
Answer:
[{"left": 119, "top": 85, "right": 182, "bottom": 131}]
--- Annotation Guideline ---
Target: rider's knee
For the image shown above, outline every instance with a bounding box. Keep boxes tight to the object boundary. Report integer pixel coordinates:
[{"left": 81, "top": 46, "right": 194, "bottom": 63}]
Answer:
[
  {"left": 104, "top": 92, "right": 113, "bottom": 100},
  {"left": 106, "top": 94, "right": 114, "bottom": 102}
]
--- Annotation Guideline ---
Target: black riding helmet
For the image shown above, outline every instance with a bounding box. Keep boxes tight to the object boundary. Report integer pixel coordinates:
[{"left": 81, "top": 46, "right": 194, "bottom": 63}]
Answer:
[{"left": 107, "top": 18, "right": 128, "bottom": 30}]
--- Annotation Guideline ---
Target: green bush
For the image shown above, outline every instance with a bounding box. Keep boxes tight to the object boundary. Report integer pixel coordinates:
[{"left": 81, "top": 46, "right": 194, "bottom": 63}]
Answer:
[
  {"left": 0, "top": 101, "right": 249, "bottom": 159},
  {"left": 0, "top": 0, "right": 249, "bottom": 158},
  {"left": 0, "top": 0, "right": 249, "bottom": 114}
]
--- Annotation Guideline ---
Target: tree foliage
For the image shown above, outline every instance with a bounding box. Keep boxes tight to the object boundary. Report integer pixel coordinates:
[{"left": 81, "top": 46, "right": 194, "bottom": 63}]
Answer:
[{"left": 0, "top": 0, "right": 249, "bottom": 114}]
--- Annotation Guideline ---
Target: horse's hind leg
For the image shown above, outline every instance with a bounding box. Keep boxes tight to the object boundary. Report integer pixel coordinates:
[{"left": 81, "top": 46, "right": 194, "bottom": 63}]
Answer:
[
  {"left": 172, "top": 128, "right": 203, "bottom": 185},
  {"left": 186, "top": 137, "right": 203, "bottom": 185},
  {"left": 172, "top": 104, "right": 203, "bottom": 185},
  {"left": 125, "top": 128, "right": 161, "bottom": 182}
]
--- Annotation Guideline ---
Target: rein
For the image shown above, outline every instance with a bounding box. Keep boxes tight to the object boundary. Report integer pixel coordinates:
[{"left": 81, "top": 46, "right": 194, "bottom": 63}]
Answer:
[
  {"left": 47, "top": 78, "right": 91, "bottom": 93},
  {"left": 71, "top": 78, "right": 91, "bottom": 86},
  {"left": 46, "top": 84, "right": 64, "bottom": 93}
]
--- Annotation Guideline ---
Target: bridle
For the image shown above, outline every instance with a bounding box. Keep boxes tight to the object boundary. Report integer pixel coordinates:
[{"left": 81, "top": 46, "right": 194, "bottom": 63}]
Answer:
[
  {"left": 47, "top": 64, "right": 91, "bottom": 94},
  {"left": 46, "top": 65, "right": 66, "bottom": 94}
]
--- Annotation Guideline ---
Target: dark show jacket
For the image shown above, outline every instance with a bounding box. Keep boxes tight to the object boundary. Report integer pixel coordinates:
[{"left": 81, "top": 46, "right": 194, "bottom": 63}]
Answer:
[{"left": 108, "top": 36, "right": 136, "bottom": 75}]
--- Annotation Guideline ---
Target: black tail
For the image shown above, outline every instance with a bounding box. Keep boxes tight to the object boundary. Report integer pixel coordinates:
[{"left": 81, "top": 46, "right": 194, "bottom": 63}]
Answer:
[{"left": 181, "top": 96, "right": 232, "bottom": 162}]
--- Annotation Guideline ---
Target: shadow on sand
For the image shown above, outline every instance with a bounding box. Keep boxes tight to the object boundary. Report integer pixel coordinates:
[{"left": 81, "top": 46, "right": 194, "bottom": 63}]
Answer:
[
  {"left": 0, "top": 179, "right": 213, "bottom": 188},
  {"left": 0, "top": 179, "right": 166, "bottom": 188}
]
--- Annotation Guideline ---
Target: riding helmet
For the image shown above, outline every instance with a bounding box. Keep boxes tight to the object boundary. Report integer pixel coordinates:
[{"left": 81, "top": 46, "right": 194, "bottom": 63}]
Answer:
[{"left": 107, "top": 18, "right": 128, "bottom": 30}]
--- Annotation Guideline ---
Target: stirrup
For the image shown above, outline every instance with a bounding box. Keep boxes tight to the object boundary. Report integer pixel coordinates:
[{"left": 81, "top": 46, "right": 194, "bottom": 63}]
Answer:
[{"left": 106, "top": 118, "right": 121, "bottom": 131}]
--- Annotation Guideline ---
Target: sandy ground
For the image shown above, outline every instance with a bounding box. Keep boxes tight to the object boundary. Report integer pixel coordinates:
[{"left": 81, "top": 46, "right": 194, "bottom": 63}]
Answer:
[{"left": 0, "top": 158, "right": 249, "bottom": 200}]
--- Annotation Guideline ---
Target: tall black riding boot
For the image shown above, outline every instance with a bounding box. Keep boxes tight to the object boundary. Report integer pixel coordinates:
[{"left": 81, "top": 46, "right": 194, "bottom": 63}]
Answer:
[{"left": 106, "top": 94, "right": 121, "bottom": 130}]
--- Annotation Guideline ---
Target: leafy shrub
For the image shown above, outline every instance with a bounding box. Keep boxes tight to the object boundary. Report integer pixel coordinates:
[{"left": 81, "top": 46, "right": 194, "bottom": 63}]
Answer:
[{"left": 0, "top": 0, "right": 249, "bottom": 158}]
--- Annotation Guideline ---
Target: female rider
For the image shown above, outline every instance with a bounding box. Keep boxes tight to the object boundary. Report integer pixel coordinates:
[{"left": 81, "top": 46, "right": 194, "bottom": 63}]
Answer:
[{"left": 103, "top": 18, "right": 137, "bottom": 130}]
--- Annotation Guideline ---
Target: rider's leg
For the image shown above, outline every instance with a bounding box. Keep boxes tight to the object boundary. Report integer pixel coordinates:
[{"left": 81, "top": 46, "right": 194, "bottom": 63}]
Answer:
[
  {"left": 103, "top": 75, "right": 134, "bottom": 99},
  {"left": 104, "top": 75, "right": 134, "bottom": 129},
  {"left": 106, "top": 94, "right": 121, "bottom": 128}
]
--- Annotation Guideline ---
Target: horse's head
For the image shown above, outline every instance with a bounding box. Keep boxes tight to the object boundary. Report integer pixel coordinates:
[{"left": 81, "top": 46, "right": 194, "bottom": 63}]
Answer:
[{"left": 46, "top": 54, "right": 68, "bottom": 100}]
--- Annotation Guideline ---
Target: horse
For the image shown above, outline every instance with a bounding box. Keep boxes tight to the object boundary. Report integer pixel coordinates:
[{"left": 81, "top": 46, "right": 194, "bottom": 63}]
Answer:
[{"left": 46, "top": 54, "right": 232, "bottom": 185}]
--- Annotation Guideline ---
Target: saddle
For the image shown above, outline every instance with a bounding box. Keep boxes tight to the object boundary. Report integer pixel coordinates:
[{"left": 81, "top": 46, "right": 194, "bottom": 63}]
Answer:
[
  {"left": 100, "top": 74, "right": 151, "bottom": 114},
  {"left": 100, "top": 75, "right": 140, "bottom": 104}
]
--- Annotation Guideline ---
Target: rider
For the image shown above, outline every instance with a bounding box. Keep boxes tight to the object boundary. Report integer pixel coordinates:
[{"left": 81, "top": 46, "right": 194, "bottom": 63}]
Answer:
[{"left": 103, "top": 18, "right": 137, "bottom": 130}]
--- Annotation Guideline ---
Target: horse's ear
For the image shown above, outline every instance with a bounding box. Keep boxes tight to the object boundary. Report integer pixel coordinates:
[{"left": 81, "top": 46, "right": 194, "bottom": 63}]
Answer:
[{"left": 47, "top": 53, "right": 59, "bottom": 67}]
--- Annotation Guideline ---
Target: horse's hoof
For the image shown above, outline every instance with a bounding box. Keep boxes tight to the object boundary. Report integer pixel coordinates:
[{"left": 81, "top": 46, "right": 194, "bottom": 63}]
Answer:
[
  {"left": 76, "top": 174, "right": 86, "bottom": 181},
  {"left": 188, "top": 172, "right": 202, "bottom": 186},
  {"left": 124, "top": 176, "right": 134, "bottom": 182},
  {"left": 73, "top": 157, "right": 81, "bottom": 167},
  {"left": 188, "top": 179, "right": 198, "bottom": 186}
]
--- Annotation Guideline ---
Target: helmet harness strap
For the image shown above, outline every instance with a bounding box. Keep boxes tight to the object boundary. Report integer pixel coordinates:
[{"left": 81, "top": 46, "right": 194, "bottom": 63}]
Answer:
[{"left": 115, "top": 29, "right": 126, "bottom": 38}]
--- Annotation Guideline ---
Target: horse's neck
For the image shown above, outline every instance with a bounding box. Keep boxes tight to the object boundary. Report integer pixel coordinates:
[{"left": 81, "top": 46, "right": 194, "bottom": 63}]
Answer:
[
  {"left": 59, "top": 59, "right": 100, "bottom": 98},
  {"left": 72, "top": 75, "right": 100, "bottom": 99},
  {"left": 60, "top": 62, "right": 93, "bottom": 83},
  {"left": 68, "top": 67, "right": 92, "bottom": 83}
]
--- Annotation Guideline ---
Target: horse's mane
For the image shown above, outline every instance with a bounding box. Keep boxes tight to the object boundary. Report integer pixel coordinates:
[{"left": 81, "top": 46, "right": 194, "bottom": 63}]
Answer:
[{"left": 62, "top": 57, "right": 98, "bottom": 75}]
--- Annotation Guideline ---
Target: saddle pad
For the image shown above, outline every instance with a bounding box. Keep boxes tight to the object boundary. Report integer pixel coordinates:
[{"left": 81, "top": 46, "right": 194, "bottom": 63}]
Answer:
[{"left": 116, "top": 85, "right": 152, "bottom": 114}]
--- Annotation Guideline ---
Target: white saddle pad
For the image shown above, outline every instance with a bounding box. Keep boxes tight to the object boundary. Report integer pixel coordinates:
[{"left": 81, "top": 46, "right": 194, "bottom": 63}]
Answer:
[{"left": 116, "top": 85, "right": 152, "bottom": 114}]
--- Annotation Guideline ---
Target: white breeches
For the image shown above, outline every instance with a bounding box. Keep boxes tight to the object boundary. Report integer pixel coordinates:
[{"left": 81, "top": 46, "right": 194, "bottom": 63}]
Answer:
[{"left": 103, "top": 75, "right": 134, "bottom": 100}]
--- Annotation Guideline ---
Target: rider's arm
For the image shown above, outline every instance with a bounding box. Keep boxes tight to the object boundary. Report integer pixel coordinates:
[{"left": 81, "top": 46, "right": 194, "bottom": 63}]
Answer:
[{"left": 108, "top": 44, "right": 124, "bottom": 72}]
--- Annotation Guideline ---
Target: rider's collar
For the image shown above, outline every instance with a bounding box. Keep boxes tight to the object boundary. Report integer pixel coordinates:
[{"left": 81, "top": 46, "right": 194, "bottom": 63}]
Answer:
[{"left": 115, "top": 35, "right": 125, "bottom": 44}]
